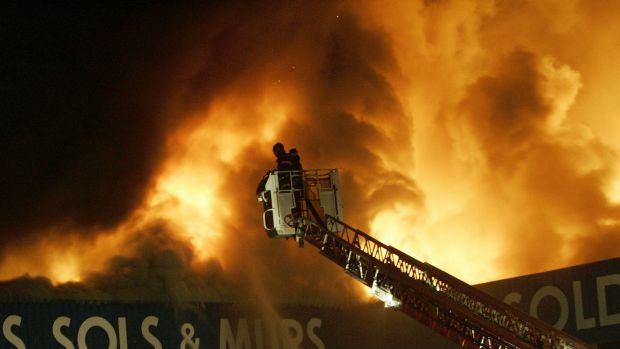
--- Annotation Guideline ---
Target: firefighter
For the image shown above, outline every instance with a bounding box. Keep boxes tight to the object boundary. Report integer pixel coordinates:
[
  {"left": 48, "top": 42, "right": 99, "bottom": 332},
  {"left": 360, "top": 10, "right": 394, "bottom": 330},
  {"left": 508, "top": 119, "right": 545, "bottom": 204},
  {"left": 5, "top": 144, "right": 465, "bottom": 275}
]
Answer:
[
  {"left": 273, "top": 142, "right": 293, "bottom": 170},
  {"left": 289, "top": 148, "right": 302, "bottom": 171},
  {"left": 272, "top": 143, "right": 304, "bottom": 218}
]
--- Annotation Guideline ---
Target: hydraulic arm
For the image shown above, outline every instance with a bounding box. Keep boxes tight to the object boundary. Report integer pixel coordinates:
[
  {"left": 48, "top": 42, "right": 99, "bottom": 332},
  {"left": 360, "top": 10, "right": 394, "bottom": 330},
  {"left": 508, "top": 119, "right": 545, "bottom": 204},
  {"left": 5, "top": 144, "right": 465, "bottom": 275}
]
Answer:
[
  {"left": 296, "top": 215, "right": 593, "bottom": 349},
  {"left": 257, "top": 169, "right": 593, "bottom": 349}
]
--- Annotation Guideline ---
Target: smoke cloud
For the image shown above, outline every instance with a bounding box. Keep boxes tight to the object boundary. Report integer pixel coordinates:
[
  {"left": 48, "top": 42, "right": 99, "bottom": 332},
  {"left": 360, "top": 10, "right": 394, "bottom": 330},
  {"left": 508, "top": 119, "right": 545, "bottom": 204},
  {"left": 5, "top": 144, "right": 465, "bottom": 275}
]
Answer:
[{"left": 2, "top": 0, "right": 620, "bottom": 306}]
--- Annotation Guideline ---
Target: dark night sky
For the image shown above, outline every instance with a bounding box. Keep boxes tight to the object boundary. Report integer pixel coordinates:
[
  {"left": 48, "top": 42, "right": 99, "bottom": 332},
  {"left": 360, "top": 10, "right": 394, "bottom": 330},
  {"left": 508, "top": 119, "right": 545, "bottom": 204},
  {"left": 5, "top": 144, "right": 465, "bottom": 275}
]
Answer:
[{"left": 1, "top": 3, "right": 222, "bottom": 246}]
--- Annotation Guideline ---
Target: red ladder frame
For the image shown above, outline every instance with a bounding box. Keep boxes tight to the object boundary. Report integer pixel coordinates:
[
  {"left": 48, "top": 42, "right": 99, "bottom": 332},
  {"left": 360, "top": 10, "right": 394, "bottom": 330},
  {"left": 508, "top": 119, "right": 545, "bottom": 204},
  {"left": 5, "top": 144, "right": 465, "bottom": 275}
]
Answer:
[{"left": 294, "top": 215, "right": 593, "bottom": 349}]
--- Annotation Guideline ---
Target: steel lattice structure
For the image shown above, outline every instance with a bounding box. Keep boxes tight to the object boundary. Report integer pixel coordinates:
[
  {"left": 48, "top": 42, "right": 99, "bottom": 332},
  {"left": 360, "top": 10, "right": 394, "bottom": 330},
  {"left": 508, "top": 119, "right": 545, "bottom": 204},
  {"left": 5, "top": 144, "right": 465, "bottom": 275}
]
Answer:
[{"left": 293, "top": 215, "right": 593, "bottom": 349}]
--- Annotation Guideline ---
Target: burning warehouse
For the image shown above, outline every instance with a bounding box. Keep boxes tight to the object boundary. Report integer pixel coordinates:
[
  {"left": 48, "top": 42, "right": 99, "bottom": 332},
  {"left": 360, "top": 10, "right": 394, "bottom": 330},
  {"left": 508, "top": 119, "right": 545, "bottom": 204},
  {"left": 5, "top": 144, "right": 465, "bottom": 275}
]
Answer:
[{"left": 2, "top": 1, "right": 620, "bottom": 348}]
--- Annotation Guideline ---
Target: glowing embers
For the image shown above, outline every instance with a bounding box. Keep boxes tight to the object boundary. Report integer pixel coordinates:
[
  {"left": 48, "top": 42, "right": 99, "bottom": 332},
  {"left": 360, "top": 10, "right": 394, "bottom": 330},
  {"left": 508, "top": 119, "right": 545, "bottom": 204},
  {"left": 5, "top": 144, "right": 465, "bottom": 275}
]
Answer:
[
  {"left": 148, "top": 168, "right": 223, "bottom": 261},
  {"left": 146, "top": 96, "right": 293, "bottom": 259},
  {"left": 607, "top": 177, "right": 620, "bottom": 204},
  {"left": 49, "top": 252, "right": 81, "bottom": 284}
]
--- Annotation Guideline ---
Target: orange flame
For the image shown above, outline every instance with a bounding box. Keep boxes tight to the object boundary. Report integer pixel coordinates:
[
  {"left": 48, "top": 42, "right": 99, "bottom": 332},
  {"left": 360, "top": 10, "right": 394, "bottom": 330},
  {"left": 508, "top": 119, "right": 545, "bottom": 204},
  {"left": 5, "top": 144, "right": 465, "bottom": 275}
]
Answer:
[{"left": 2, "top": 1, "right": 620, "bottom": 297}]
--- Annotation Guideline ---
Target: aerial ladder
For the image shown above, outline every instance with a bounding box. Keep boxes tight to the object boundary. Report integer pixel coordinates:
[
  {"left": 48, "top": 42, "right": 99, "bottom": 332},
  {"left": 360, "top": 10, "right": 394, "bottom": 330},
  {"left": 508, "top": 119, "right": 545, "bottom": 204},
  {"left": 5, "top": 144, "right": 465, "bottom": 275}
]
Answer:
[{"left": 256, "top": 169, "right": 594, "bottom": 349}]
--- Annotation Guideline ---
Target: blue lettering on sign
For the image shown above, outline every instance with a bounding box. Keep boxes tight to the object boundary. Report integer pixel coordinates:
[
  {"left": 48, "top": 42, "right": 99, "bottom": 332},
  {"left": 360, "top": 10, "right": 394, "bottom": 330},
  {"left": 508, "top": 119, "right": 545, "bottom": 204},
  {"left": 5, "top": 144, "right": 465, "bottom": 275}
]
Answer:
[
  {"left": 218, "top": 318, "right": 325, "bottom": 349},
  {"left": 497, "top": 275, "right": 620, "bottom": 332},
  {"left": 0, "top": 302, "right": 326, "bottom": 349},
  {"left": 477, "top": 258, "right": 620, "bottom": 345}
]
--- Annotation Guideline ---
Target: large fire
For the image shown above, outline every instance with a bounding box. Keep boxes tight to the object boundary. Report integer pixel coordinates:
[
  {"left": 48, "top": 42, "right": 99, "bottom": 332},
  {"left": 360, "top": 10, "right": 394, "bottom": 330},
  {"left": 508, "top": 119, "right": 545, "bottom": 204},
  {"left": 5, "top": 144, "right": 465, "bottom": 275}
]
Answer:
[{"left": 2, "top": 1, "right": 620, "bottom": 303}]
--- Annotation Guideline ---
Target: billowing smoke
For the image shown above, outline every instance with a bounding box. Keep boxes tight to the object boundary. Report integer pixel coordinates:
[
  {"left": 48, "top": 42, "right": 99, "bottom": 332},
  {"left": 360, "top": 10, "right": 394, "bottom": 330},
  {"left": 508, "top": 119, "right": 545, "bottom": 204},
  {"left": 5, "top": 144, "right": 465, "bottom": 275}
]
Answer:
[
  {"left": 2, "top": 0, "right": 620, "bottom": 306},
  {"left": 453, "top": 48, "right": 620, "bottom": 276},
  {"left": 364, "top": 0, "right": 620, "bottom": 280}
]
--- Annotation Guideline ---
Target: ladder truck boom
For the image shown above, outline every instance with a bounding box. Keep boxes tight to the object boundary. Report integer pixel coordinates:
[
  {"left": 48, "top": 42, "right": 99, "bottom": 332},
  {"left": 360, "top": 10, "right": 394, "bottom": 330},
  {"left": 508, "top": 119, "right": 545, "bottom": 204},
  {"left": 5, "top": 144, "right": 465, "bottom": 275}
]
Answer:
[{"left": 256, "top": 169, "right": 594, "bottom": 349}]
